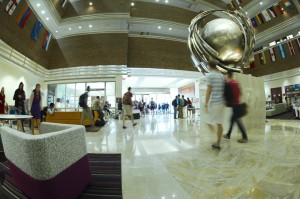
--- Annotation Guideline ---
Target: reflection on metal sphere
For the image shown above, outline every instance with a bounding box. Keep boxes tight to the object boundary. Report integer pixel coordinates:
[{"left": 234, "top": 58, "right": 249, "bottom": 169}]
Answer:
[{"left": 188, "top": 9, "right": 255, "bottom": 74}]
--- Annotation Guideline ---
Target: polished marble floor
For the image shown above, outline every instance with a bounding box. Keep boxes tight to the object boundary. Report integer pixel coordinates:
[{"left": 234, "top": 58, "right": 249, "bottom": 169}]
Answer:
[{"left": 84, "top": 114, "right": 300, "bottom": 199}]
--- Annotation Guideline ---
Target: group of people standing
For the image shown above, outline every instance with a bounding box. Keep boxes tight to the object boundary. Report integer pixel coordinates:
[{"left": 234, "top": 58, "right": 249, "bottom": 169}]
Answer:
[
  {"left": 172, "top": 95, "right": 193, "bottom": 119},
  {"left": 0, "top": 82, "right": 42, "bottom": 134}
]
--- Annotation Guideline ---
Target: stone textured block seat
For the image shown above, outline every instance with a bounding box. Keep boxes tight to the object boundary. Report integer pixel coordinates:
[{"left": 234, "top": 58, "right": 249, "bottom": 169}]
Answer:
[
  {"left": 0, "top": 122, "right": 91, "bottom": 199},
  {"left": 266, "top": 103, "right": 287, "bottom": 117}
]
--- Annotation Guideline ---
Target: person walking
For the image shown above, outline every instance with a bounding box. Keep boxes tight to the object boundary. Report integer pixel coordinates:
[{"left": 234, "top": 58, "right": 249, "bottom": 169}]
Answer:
[
  {"left": 172, "top": 95, "right": 178, "bottom": 119},
  {"left": 80, "top": 86, "right": 95, "bottom": 127},
  {"left": 223, "top": 70, "right": 248, "bottom": 143},
  {"left": 13, "top": 82, "right": 26, "bottom": 131},
  {"left": 0, "top": 87, "right": 5, "bottom": 114},
  {"left": 122, "top": 87, "right": 137, "bottom": 129},
  {"left": 29, "top": 84, "right": 42, "bottom": 134},
  {"left": 204, "top": 60, "right": 225, "bottom": 150}
]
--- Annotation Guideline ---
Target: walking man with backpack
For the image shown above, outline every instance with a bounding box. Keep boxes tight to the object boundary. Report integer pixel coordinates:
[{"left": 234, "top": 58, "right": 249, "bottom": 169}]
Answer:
[
  {"left": 79, "top": 86, "right": 94, "bottom": 127},
  {"left": 122, "top": 87, "right": 137, "bottom": 129},
  {"left": 223, "top": 71, "right": 248, "bottom": 143}
]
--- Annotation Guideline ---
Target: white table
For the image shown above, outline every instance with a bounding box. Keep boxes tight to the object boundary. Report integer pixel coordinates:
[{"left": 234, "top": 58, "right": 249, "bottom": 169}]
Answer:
[{"left": 0, "top": 114, "right": 33, "bottom": 128}]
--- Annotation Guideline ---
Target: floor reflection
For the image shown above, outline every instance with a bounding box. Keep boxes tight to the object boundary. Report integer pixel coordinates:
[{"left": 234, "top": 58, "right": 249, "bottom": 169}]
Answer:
[{"left": 85, "top": 115, "right": 300, "bottom": 199}]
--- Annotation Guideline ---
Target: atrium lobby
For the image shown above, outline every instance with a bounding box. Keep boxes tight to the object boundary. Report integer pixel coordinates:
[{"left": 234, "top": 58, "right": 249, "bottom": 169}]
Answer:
[{"left": 1, "top": 0, "right": 300, "bottom": 198}]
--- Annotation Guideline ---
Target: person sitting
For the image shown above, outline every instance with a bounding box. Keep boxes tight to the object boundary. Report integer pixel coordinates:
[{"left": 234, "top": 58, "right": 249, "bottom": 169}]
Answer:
[
  {"left": 47, "top": 103, "right": 56, "bottom": 115},
  {"left": 103, "top": 101, "right": 111, "bottom": 116}
]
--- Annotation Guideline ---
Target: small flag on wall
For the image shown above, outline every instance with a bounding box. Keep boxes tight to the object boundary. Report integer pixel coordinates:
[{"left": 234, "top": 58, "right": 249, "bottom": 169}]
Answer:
[
  {"left": 269, "top": 48, "right": 277, "bottom": 62},
  {"left": 278, "top": 44, "right": 287, "bottom": 58},
  {"left": 229, "top": 1, "right": 235, "bottom": 9},
  {"left": 282, "top": 0, "right": 292, "bottom": 8},
  {"left": 6, "top": 0, "right": 22, "bottom": 15},
  {"left": 287, "top": 41, "right": 295, "bottom": 55},
  {"left": 42, "top": 31, "right": 52, "bottom": 51},
  {"left": 251, "top": 17, "right": 258, "bottom": 28},
  {"left": 268, "top": 6, "right": 277, "bottom": 17},
  {"left": 261, "top": 10, "right": 271, "bottom": 22},
  {"left": 295, "top": 38, "right": 300, "bottom": 52},
  {"left": 275, "top": 4, "right": 284, "bottom": 14},
  {"left": 259, "top": 52, "right": 267, "bottom": 64},
  {"left": 17, "top": 4, "right": 32, "bottom": 29},
  {"left": 31, "top": 20, "right": 42, "bottom": 41},
  {"left": 255, "top": 15, "right": 262, "bottom": 24}
]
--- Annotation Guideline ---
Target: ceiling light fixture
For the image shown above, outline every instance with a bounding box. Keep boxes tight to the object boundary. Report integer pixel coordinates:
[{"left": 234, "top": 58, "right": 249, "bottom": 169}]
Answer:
[
  {"left": 55, "top": 30, "right": 58, "bottom": 33},
  {"left": 158, "top": 26, "right": 161, "bottom": 29},
  {"left": 169, "top": 27, "right": 172, "bottom": 31},
  {"left": 37, "top": 3, "right": 41, "bottom": 7},
  {"left": 41, "top": 10, "right": 45, "bottom": 14},
  {"left": 156, "top": 0, "right": 159, "bottom": 2},
  {"left": 131, "top": 2, "right": 135, "bottom": 6},
  {"left": 245, "top": 12, "right": 248, "bottom": 15},
  {"left": 260, "top": 2, "right": 263, "bottom": 5},
  {"left": 89, "top": 24, "right": 93, "bottom": 28},
  {"left": 165, "top": 0, "right": 168, "bottom": 3},
  {"left": 89, "top": 2, "right": 93, "bottom": 6},
  {"left": 46, "top": 17, "right": 49, "bottom": 20},
  {"left": 79, "top": 26, "right": 82, "bottom": 29},
  {"left": 68, "top": 27, "right": 72, "bottom": 30}
]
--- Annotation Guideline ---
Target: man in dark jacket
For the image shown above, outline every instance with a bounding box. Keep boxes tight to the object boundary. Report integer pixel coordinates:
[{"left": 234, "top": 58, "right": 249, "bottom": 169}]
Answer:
[{"left": 172, "top": 96, "right": 178, "bottom": 119}]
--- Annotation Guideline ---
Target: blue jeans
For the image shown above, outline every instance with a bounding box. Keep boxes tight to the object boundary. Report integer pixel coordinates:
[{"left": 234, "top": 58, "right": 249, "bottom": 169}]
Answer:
[
  {"left": 227, "top": 104, "right": 247, "bottom": 139},
  {"left": 173, "top": 107, "right": 177, "bottom": 118}
]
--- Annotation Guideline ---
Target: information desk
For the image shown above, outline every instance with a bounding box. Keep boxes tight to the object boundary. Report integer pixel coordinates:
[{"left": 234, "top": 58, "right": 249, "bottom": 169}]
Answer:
[{"left": 0, "top": 114, "right": 32, "bottom": 128}]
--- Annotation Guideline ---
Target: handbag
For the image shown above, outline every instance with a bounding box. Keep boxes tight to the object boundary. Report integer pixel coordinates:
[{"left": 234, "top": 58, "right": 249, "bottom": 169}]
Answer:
[{"left": 237, "top": 103, "right": 248, "bottom": 118}]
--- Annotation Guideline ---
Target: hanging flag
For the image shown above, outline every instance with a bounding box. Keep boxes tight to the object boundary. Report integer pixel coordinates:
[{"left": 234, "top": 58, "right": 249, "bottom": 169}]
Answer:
[
  {"left": 275, "top": 4, "right": 284, "bottom": 14},
  {"left": 277, "top": 44, "right": 287, "bottom": 58},
  {"left": 259, "top": 52, "right": 266, "bottom": 64},
  {"left": 251, "top": 17, "right": 258, "bottom": 28},
  {"left": 282, "top": 0, "right": 292, "bottom": 8},
  {"left": 287, "top": 41, "right": 295, "bottom": 55},
  {"left": 295, "top": 38, "right": 300, "bottom": 52},
  {"left": 229, "top": 1, "right": 235, "bottom": 9},
  {"left": 261, "top": 10, "right": 271, "bottom": 22},
  {"left": 6, "top": 0, "right": 22, "bottom": 15},
  {"left": 61, "top": 0, "right": 67, "bottom": 8},
  {"left": 257, "top": 13, "right": 265, "bottom": 24},
  {"left": 268, "top": 6, "right": 278, "bottom": 17},
  {"left": 31, "top": 20, "right": 42, "bottom": 41},
  {"left": 255, "top": 15, "right": 262, "bottom": 24},
  {"left": 42, "top": 31, "right": 52, "bottom": 51},
  {"left": 269, "top": 48, "right": 276, "bottom": 62},
  {"left": 250, "top": 61, "right": 255, "bottom": 68},
  {"left": 17, "top": 4, "right": 32, "bottom": 29}
]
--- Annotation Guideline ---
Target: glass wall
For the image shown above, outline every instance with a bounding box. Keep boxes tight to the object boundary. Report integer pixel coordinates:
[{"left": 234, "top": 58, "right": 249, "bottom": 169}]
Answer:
[{"left": 47, "top": 82, "right": 116, "bottom": 111}]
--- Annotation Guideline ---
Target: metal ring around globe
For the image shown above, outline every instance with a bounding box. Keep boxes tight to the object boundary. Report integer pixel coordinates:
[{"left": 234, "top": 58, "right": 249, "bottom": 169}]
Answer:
[{"left": 188, "top": 8, "right": 255, "bottom": 74}]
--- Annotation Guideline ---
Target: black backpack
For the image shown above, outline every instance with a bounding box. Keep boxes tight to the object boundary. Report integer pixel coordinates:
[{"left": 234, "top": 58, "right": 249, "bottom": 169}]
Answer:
[
  {"left": 224, "top": 82, "right": 234, "bottom": 107},
  {"left": 79, "top": 93, "right": 85, "bottom": 107},
  {"left": 183, "top": 99, "right": 187, "bottom": 107},
  {"left": 172, "top": 99, "right": 177, "bottom": 107}
]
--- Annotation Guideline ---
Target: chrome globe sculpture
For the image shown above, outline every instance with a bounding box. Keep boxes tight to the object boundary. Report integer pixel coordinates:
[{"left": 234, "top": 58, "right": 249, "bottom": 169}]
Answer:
[{"left": 188, "top": 9, "right": 255, "bottom": 74}]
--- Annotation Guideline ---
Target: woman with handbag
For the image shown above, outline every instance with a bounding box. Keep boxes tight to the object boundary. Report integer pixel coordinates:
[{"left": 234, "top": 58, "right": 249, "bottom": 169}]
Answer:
[{"left": 223, "top": 71, "right": 248, "bottom": 143}]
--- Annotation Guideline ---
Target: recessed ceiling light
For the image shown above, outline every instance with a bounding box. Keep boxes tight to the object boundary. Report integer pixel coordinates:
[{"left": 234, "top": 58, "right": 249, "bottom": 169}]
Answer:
[
  {"left": 131, "top": 2, "right": 135, "bottom": 6},
  {"left": 281, "top": 8, "right": 284, "bottom": 11},
  {"left": 169, "top": 27, "right": 172, "bottom": 31},
  {"left": 245, "top": 12, "right": 248, "bottom": 15},
  {"left": 156, "top": 0, "right": 159, "bottom": 2},
  {"left": 165, "top": 0, "right": 168, "bottom": 3},
  {"left": 37, "top": 3, "right": 41, "bottom": 7},
  {"left": 79, "top": 26, "right": 82, "bottom": 29},
  {"left": 89, "top": 2, "right": 93, "bottom": 6},
  {"left": 68, "top": 27, "right": 72, "bottom": 30},
  {"left": 55, "top": 30, "right": 58, "bottom": 33},
  {"left": 158, "top": 26, "right": 161, "bottom": 29},
  {"left": 41, "top": 10, "right": 45, "bottom": 14},
  {"left": 89, "top": 24, "right": 93, "bottom": 28},
  {"left": 260, "top": 2, "right": 263, "bottom": 5},
  {"left": 46, "top": 17, "right": 49, "bottom": 20}
]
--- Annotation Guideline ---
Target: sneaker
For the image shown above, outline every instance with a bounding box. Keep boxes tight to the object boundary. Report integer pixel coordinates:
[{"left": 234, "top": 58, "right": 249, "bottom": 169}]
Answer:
[
  {"left": 223, "top": 134, "right": 230, "bottom": 139},
  {"left": 211, "top": 143, "right": 221, "bottom": 150},
  {"left": 133, "top": 123, "right": 137, "bottom": 126},
  {"left": 237, "top": 138, "right": 248, "bottom": 143},
  {"left": 122, "top": 126, "right": 127, "bottom": 129}
]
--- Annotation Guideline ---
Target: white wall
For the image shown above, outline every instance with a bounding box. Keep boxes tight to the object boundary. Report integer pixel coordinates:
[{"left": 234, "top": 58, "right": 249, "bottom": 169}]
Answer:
[
  {"left": 264, "top": 75, "right": 300, "bottom": 98},
  {"left": 0, "top": 59, "right": 44, "bottom": 106}
]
